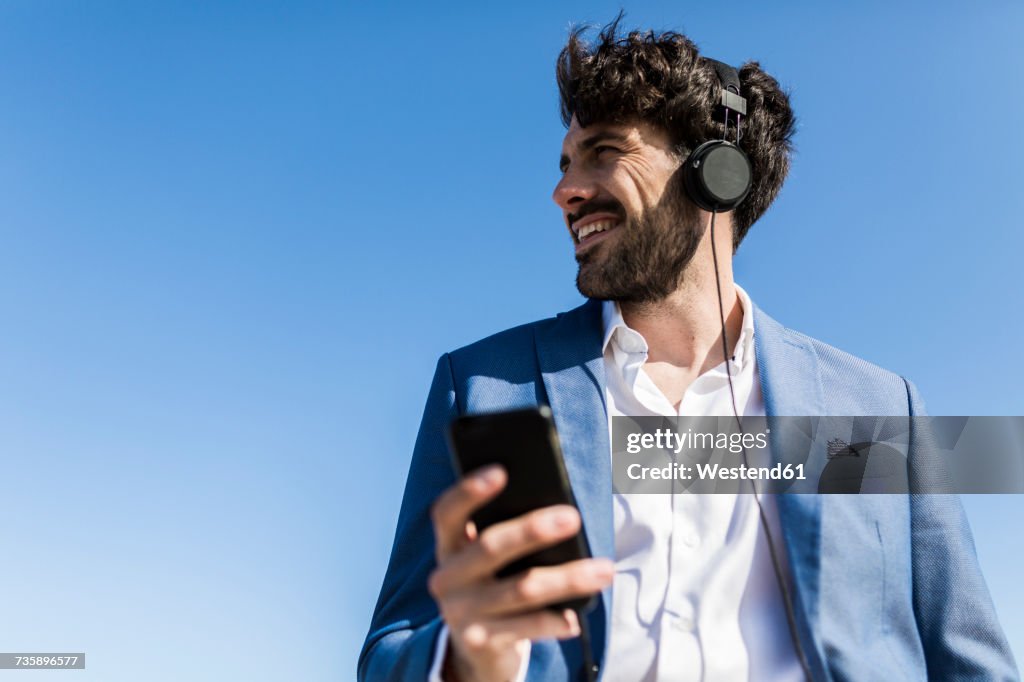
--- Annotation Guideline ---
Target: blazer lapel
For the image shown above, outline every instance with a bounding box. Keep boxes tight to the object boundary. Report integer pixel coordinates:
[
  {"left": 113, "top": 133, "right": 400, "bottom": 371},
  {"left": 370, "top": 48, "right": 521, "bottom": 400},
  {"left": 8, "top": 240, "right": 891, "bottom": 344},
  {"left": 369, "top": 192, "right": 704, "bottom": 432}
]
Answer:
[
  {"left": 533, "top": 298, "right": 614, "bottom": 671},
  {"left": 753, "top": 305, "right": 829, "bottom": 680}
]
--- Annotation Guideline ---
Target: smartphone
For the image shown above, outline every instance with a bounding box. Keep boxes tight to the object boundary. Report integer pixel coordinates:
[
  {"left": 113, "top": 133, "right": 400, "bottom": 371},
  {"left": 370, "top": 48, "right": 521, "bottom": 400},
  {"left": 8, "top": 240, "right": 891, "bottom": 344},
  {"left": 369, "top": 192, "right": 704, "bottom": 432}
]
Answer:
[{"left": 446, "top": 406, "right": 595, "bottom": 612}]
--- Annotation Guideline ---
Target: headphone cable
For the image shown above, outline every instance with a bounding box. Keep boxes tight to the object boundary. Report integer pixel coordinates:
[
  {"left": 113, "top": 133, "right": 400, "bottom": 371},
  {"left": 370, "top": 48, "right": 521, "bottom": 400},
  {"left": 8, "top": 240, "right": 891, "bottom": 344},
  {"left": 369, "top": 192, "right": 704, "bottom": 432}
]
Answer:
[{"left": 708, "top": 208, "right": 816, "bottom": 682}]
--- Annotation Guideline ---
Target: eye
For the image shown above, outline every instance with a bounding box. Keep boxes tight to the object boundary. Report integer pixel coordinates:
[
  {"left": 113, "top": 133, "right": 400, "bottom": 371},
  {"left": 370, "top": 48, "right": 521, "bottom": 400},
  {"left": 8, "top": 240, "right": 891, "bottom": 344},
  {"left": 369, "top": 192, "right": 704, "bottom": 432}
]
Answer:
[{"left": 594, "top": 145, "right": 622, "bottom": 162}]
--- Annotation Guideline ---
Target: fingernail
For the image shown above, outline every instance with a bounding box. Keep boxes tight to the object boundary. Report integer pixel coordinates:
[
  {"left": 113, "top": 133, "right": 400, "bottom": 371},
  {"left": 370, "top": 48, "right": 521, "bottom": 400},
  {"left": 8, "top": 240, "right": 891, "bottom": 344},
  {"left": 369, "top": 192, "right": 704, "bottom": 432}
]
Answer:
[
  {"left": 564, "top": 609, "right": 580, "bottom": 635},
  {"left": 589, "top": 560, "right": 615, "bottom": 580},
  {"left": 547, "top": 507, "right": 577, "bottom": 530},
  {"left": 474, "top": 465, "right": 503, "bottom": 487}
]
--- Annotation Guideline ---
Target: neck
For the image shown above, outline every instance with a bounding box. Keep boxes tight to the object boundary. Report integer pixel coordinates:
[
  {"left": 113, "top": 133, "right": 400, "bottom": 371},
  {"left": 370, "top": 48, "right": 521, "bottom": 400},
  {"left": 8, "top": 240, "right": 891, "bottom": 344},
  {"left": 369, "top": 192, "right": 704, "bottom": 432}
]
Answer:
[{"left": 618, "top": 217, "right": 743, "bottom": 375}]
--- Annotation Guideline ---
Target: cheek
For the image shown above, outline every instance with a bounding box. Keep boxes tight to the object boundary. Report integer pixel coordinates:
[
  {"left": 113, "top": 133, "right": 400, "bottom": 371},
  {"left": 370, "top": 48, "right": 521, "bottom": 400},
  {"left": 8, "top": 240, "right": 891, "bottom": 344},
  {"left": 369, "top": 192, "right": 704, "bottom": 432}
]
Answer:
[{"left": 616, "top": 163, "right": 678, "bottom": 212}]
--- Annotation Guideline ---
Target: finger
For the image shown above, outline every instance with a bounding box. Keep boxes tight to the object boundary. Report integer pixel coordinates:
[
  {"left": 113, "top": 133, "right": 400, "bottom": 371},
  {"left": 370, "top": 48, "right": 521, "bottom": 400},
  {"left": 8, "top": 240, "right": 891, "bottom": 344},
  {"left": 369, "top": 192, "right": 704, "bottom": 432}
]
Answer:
[
  {"left": 449, "top": 558, "right": 615, "bottom": 620},
  {"left": 431, "top": 465, "right": 506, "bottom": 559},
  {"left": 432, "top": 504, "right": 582, "bottom": 593},
  {"left": 456, "top": 609, "right": 581, "bottom": 653}
]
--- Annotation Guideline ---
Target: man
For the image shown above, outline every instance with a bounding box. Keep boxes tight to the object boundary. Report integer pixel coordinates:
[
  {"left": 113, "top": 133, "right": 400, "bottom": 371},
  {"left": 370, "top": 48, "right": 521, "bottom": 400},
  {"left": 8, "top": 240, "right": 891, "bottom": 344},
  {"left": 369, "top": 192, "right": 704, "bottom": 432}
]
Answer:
[{"left": 359, "top": 19, "right": 1017, "bottom": 682}]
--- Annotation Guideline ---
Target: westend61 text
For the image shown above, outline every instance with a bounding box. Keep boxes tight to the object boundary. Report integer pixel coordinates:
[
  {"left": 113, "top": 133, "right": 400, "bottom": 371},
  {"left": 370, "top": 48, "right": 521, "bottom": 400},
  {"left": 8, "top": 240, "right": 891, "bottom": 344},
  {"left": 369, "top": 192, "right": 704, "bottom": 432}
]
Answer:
[{"left": 626, "top": 461, "right": 806, "bottom": 481}]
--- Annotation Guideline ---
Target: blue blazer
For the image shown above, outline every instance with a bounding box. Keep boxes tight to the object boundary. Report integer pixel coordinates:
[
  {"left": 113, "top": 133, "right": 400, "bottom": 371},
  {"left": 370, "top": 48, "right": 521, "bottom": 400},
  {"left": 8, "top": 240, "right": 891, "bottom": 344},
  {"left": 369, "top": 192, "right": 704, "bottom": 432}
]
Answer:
[{"left": 359, "top": 300, "right": 1018, "bottom": 681}]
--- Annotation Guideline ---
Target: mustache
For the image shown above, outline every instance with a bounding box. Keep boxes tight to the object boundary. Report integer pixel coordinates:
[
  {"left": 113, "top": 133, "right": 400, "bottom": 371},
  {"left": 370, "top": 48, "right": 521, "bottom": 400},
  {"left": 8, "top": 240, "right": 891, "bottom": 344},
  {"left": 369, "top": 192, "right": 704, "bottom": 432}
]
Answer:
[{"left": 568, "top": 199, "right": 626, "bottom": 228}]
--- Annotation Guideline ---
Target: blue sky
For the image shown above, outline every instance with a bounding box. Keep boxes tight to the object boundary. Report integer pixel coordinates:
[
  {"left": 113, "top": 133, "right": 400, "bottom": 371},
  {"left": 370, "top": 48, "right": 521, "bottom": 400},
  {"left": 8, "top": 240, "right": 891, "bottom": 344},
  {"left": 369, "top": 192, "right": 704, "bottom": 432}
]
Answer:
[{"left": 0, "top": 2, "right": 1021, "bottom": 679}]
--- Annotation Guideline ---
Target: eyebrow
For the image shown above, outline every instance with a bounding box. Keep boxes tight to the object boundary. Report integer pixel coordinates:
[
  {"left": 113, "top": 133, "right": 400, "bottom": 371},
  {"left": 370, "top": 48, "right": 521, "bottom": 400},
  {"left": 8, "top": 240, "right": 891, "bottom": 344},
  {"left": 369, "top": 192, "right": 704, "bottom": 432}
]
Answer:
[{"left": 559, "top": 131, "right": 631, "bottom": 171}]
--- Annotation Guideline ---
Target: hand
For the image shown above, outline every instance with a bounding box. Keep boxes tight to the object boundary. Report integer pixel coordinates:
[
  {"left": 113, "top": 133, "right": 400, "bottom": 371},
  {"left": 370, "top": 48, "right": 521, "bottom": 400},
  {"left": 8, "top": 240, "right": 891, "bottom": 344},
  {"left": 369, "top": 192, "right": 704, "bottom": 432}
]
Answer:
[{"left": 428, "top": 465, "right": 614, "bottom": 682}]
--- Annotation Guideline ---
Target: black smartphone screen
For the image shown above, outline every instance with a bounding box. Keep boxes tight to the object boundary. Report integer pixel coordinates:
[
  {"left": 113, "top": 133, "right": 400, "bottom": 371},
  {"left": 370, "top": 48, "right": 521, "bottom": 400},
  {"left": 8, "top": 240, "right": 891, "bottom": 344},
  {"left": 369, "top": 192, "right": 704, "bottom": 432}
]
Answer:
[{"left": 446, "top": 406, "right": 595, "bottom": 612}]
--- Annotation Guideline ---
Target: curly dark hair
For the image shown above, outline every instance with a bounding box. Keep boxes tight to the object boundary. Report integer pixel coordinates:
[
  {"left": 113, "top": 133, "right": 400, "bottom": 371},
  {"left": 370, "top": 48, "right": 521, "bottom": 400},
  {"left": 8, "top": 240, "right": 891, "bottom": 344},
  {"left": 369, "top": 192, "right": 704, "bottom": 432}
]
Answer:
[{"left": 556, "top": 16, "right": 796, "bottom": 248}]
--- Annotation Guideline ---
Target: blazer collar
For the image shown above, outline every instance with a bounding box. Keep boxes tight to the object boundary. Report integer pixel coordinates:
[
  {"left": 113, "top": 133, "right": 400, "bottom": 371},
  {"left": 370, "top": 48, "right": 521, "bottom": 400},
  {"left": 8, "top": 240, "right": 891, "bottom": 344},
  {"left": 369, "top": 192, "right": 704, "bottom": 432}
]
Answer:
[{"left": 752, "top": 305, "right": 826, "bottom": 417}]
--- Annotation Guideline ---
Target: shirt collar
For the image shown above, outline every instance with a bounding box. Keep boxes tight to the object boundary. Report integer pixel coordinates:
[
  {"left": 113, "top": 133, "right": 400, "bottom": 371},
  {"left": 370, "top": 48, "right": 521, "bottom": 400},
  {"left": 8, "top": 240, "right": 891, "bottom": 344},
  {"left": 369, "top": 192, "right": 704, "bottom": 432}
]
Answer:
[{"left": 600, "top": 283, "right": 757, "bottom": 369}]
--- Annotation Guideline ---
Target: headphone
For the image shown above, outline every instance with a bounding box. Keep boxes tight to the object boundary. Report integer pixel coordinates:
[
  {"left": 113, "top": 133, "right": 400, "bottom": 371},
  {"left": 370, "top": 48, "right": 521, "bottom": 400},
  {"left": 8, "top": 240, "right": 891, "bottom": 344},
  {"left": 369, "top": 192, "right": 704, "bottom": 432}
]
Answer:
[{"left": 682, "top": 59, "right": 752, "bottom": 213}]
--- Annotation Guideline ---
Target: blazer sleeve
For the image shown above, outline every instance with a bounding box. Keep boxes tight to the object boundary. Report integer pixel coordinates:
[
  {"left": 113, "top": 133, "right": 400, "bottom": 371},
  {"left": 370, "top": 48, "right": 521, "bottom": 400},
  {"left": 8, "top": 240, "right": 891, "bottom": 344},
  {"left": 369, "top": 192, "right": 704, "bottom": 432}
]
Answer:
[
  {"left": 358, "top": 354, "right": 460, "bottom": 682},
  {"left": 905, "top": 378, "right": 1020, "bottom": 680}
]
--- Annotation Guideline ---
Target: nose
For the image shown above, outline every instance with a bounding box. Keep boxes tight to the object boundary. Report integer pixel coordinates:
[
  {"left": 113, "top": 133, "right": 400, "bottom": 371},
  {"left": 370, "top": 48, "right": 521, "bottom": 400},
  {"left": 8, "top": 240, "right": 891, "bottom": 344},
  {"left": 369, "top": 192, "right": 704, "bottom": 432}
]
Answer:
[{"left": 552, "top": 167, "right": 597, "bottom": 212}]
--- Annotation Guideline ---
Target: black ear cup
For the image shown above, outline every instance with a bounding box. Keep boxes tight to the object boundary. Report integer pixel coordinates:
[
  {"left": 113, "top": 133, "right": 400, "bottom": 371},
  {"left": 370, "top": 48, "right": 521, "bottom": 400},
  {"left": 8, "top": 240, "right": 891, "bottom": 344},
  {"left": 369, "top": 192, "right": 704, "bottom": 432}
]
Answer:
[{"left": 682, "top": 139, "right": 752, "bottom": 212}]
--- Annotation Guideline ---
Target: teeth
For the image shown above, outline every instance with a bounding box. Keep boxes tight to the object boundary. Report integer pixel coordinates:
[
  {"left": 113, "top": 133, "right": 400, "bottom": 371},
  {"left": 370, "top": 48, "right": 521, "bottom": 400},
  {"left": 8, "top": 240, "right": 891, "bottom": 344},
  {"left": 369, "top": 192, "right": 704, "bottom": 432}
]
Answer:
[{"left": 577, "top": 219, "right": 617, "bottom": 242}]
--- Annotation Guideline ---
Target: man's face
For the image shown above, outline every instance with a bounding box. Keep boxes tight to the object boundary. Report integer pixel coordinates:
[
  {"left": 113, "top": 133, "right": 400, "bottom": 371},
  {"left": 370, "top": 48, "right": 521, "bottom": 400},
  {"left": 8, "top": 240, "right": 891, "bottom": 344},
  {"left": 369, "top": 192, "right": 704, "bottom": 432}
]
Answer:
[{"left": 553, "top": 117, "right": 705, "bottom": 303}]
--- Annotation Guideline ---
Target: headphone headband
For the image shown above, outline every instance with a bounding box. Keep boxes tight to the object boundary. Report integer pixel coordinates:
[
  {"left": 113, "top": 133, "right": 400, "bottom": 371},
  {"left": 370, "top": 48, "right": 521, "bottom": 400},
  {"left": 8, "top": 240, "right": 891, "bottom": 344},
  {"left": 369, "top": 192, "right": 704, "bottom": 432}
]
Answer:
[{"left": 704, "top": 58, "right": 747, "bottom": 117}]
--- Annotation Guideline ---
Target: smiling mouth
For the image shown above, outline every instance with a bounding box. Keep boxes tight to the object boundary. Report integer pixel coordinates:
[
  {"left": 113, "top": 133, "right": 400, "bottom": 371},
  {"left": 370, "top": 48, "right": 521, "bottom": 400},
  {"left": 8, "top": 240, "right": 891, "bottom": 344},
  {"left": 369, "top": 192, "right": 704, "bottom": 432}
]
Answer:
[{"left": 574, "top": 219, "right": 620, "bottom": 247}]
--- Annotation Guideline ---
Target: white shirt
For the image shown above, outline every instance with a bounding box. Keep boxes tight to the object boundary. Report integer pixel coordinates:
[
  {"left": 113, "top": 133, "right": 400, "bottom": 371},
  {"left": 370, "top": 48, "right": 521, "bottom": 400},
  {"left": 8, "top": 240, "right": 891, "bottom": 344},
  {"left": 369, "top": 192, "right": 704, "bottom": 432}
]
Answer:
[
  {"left": 430, "top": 285, "right": 801, "bottom": 681},
  {"left": 600, "top": 284, "right": 802, "bottom": 682}
]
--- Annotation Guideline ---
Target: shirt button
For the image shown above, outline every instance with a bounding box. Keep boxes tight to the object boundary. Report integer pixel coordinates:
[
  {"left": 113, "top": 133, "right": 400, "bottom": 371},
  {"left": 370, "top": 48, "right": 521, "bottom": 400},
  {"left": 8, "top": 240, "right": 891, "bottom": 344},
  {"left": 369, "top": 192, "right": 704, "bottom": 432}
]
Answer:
[{"left": 683, "top": 530, "right": 700, "bottom": 548}]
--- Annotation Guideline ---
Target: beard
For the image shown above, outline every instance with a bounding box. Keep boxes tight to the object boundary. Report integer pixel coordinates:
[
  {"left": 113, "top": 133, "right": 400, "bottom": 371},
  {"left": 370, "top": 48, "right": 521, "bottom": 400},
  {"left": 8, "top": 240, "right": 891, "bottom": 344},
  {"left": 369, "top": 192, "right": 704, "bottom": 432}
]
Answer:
[{"left": 575, "top": 174, "right": 705, "bottom": 303}]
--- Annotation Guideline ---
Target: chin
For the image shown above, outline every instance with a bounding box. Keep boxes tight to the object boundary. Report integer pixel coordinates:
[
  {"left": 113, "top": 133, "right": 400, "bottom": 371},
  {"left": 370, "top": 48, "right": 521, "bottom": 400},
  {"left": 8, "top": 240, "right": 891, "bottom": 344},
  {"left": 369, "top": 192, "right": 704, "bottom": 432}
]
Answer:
[{"left": 575, "top": 268, "right": 614, "bottom": 300}]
